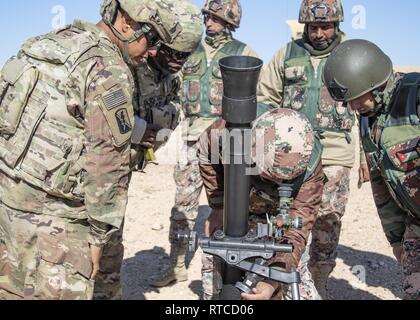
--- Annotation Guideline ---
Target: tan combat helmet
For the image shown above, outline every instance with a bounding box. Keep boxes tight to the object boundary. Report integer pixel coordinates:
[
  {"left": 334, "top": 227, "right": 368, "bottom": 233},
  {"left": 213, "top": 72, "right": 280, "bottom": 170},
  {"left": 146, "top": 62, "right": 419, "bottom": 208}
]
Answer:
[
  {"left": 299, "top": 0, "right": 344, "bottom": 24},
  {"left": 164, "top": 0, "right": 203, "bottom": 54},
  {"left": 202, "top": 0, "right": 242, "bottom": 30},
  {"left": 148, "top": 1, "right": 202, "bottom": 74},
  {"left": 100, "top": 0, "right": 182, "bottom": 47},
  {"left": 252, "top": 109, "right": 315, "bottom": 182}
]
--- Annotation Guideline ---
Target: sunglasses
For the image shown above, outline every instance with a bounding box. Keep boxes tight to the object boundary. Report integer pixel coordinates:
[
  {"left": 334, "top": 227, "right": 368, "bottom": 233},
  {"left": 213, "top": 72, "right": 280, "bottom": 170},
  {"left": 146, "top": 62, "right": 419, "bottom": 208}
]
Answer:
[
  {"left": 203, "top": 12, "right": 224, "bottom": 24},
  {"left": 327, "top": 79, "right": 348, "bottom": 102},
  {"left": 133, "top": 23, "right": 161, "bottom": 49},
  {"left": 160, "top": 43, "right": 190, "bottom": 61}
]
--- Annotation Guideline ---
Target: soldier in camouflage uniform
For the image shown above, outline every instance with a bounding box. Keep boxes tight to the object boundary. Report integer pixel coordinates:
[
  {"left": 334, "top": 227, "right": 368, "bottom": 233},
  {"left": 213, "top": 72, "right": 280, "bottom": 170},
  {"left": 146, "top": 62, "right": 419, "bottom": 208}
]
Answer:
[
  {"left": 130, "top": 0, "right": 204, "bottom": 170},
  {"left": 0, "top": 0, "right": 181, "bottom": 300},
  {"left": 324, "top": 39, "right": 420, "bottom": 300},
  {"left": 198, "top": 108, "right": 325, "bottom": 300},
  {"left": 93, "top": 0, "right": 203, "bottom": 300},
  {"left": 151, "top": 0, "right": 258, "bottom": 288},
  {"left": 257, "top": 0, "right": 364, "bottom": 298}
]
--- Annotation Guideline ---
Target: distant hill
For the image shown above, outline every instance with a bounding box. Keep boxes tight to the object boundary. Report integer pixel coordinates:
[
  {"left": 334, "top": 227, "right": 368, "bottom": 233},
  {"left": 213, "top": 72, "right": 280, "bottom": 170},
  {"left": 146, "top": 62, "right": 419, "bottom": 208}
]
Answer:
[{"left": 395, "top": 66, "right": 420, "bottom": 73}]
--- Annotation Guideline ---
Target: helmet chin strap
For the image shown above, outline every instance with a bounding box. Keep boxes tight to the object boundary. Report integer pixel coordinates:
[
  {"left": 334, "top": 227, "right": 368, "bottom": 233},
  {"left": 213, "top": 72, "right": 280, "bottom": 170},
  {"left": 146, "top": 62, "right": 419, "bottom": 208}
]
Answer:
[
  {"left": 370, "top": 89, "right": 386, "bottom": 116},
  {"left": 205, "top": 27, "right": 231, "bottom": 47},
  {"left": 105, "top": 19, "right": 146, "bottom": 66}
]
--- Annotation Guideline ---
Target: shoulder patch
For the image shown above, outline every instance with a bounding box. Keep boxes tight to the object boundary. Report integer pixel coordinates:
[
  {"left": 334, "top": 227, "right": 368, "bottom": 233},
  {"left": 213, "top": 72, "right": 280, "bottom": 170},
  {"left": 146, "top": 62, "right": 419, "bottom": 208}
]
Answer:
[
  {"left": 98, "top": 85, "right": 134, "bottom": 147},
  {"left": 102, "top": 88, "right": 128, "bottom": 110},
  {"left": 115, "top": 108, "right": 132, "bottom": 134}
]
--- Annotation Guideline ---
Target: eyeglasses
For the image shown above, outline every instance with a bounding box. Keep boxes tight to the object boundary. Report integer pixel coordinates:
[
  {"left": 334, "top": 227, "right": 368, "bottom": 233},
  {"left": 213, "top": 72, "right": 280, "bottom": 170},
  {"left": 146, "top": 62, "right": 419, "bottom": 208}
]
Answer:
[
  {"left": 203, "top": 12, "right": 224, "bottom": 24},
  {"left": 133, "top": 23, "right": 161, "bottom": 49},
  {"left": 160, "top": 43, "right": 190, "bottom": 62},
  {"left": 328, "top": 79, "right": 348, "bottom": 102}
]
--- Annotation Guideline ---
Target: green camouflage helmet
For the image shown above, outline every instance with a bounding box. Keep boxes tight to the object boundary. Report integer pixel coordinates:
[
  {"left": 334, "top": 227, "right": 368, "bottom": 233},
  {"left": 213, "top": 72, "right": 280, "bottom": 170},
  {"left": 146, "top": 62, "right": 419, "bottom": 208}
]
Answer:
[
  {"left": 323, "top": 39, "right": 393, "bottom": 102},
  {"left": 164, "top": 0, "right": 203, "bottom": 53},
  {"left": 202, "top": 0, "right": 242, "bottom": 29},
  {"left": 100, "top": 0, "right": 182, "bottom": 45},
  {"left": 299, "top": 0, "right": 344, "bottom": 24},
  {"left": 251, "top": 109, "right": 315, "bottom": 182}
]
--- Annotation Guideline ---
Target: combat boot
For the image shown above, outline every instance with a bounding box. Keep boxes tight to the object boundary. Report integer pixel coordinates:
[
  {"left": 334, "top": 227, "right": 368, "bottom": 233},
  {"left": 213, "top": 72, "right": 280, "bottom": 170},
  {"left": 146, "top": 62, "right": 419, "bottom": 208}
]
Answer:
[
  {"left": 151, "top": 244, "right": 188, "bottom": 287},
  {"left": 310, "top": 264, "right": 334, "bottom": 300}
]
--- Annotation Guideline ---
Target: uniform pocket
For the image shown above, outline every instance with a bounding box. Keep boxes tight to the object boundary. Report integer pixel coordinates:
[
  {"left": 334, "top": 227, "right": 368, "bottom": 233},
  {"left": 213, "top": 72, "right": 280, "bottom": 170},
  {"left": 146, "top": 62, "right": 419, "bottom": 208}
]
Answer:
[
  {"left": 17, "top": 116, "right": 85, "bottom": 200},
  {"left": 0, "top": 57, "right": 39, "bottom": 138},
  {"left": 35, "top": 233, "right": 94, "bottom": 300},
  {"left": 183, "top": 80, "right": 201, "bottom": 116},
  {"left": 209, "top": 64, "right": 223, "bottom": 110},
  {"left": 283, "top": 85, "right": 306, "bottom": 111},
  {"left": 183, "top": 79, "right": 200, "bottom": 102},
  {"left": 284, "top": 66, "right": 307, "bottom": 83},
  {"left": 398, "top": 168, "right": 420, "bottom": 210},
  {"left": 0, "top": 87, "right": 48, "bottom": 170},
  {"left": 386, "top": 137, "right": 420, "bottom": 214},
  {"left": 209, "top": 80, "right": 223, "bottom": 110},
  {"left": 318, "top": 87, "right": 335, "bottom": 114},
  {"left": 183, "top": 57, "right": 201, "bottom": 75}
]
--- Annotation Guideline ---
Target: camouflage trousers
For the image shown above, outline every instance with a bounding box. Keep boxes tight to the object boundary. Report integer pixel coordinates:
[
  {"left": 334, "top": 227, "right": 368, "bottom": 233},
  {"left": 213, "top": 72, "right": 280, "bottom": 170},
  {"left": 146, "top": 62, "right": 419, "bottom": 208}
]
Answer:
[
  {"left": 93, "top": 228, "right": 124, "bottom": 300},
  {"left": 309, "top": 165, "right": 351, "bottom": 275},
  {"left": 201, "top": 234, "right": 321, "bottom": 300},
  {"left": 0, "top": 202, "right": 94, "bottom": 300},
  {"left": 170, "top": 141, "right": 203, "bottom": 244},
  {"left": 401, "top": 223, "right": 420, "bottom": 300}
]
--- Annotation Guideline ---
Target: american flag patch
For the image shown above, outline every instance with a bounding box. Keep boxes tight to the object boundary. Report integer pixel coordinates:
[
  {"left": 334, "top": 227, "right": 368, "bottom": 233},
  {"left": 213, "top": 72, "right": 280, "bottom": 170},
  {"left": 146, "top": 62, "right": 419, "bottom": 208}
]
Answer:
[{"left": 102, "top": 88, "right": 128, "bottom": 110}]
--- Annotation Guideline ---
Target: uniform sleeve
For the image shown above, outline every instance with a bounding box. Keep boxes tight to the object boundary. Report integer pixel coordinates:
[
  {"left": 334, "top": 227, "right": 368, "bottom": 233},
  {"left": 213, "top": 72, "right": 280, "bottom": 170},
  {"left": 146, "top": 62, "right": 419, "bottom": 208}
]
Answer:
[
  {"left": 357, "top": 117, "right": 368, "bottom": 165},
  {"left": 166, "top": 75, "right": 183, "bottom": 127},
  {"left": 241, "top": 46, "right": 259, "bottom": 58},
  {"left": 178, "top": 69, "right": 185, "bottom": 86},
  {"left": 198, "top": 119, "right": 226, "bottom": 209},
  {"left": 83, "top": 65, "right": 134, "bottom": 246},
  {"left": 370, "top": 167, "right": 407, "bottom": 247},
  {"left": 257, "top": 48, "right": 286, "bottom": 107},
  {"left": 359, "top": 141, "right": 368, "bottom": 165},
  {"left": 269, "top": 163, "right": 325, "bottom": 271}
]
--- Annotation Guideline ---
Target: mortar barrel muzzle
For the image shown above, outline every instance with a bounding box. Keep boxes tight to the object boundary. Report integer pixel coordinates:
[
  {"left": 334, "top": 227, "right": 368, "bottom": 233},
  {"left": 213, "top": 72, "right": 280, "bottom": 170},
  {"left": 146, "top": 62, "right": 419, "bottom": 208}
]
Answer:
[{"left": 219, "top": 56, "right": 263, "bottom": 125}]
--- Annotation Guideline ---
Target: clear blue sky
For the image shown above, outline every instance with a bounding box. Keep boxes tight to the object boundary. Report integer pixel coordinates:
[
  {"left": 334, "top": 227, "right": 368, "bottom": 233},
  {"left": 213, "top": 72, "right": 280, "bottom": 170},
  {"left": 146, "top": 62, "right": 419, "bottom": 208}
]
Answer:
[{"left": 1, "top": 0, "right": 418, "bottom": 66}]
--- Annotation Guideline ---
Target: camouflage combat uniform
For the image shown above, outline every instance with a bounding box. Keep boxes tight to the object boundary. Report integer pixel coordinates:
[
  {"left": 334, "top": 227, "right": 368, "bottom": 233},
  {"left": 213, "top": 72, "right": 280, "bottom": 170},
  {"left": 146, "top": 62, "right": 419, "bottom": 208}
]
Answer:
[
  {"left": 95, "top": 0, "right": 203, "bottom": 299},
  {"left": 361, "top": 73, "right": 420, "bottom": 300},
  {"left": 94, "top": 61, "right": 184, "bottom": 300},
  {"left": 323, "top": 39, "right": 419, "bottom": 300},
  {"left": 0, "top": 20, "right": 134, "bottom": 300},
  {"left": 152, "top": 0, "right": 258, "bottom": 288},
  {"left": 198, "top": 108, "right": 325, "bottom": 300},
  {"left": 257, "top": 0, "right": 357, "bottom": 297}
]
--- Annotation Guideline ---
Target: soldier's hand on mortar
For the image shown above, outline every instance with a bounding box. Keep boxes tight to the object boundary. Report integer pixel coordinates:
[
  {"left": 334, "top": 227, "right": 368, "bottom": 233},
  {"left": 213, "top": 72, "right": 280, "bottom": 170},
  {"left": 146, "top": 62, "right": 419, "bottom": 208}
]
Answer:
[
  {"left": 205, "top": 208, "right": 223, "bottom": 237},
  {"left": 393, "top": 245, "right": 403, "bottom": 265},
  {"left": 241, "top": 280, "right": 278, "bottom": 301},
  {"left": 140, "top": 124, "right": 162, "bottom": 149},
  {"left": 90, "top": 245, "right": 104, "bottom": 280},
  {"left": 358, "top": 163, "right": 370, "bottom": 188}
]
